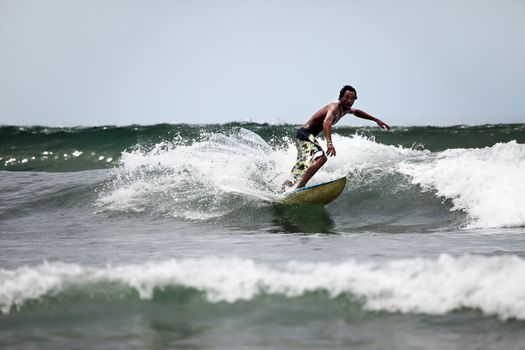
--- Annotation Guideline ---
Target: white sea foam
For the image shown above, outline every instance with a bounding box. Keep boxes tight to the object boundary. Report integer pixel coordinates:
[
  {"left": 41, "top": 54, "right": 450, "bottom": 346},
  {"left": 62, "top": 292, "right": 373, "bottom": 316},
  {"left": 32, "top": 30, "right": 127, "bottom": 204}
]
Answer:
[
  {"left": 398, "top": 141, "right": 525, "bottom": 228},
  {"left": 96, "top": 129, "right": 424, "bottom": 219},
  {"left": 2, "top": 255, "right": 525, "bottom": 320},
  {"left": 97, "top": 128, "right": 287, "bottom": 219}
]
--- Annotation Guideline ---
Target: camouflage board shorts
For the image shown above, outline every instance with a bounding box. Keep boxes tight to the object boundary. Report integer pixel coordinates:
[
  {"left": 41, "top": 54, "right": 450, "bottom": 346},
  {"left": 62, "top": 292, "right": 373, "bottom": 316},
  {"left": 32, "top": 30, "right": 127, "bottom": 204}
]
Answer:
[{"left": 290, "top": 128, "right": 325, "bottom": 183}]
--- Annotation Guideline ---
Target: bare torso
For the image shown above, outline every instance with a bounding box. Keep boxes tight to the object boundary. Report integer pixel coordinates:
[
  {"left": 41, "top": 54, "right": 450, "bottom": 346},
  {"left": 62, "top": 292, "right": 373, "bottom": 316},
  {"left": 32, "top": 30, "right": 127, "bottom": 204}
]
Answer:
[{"left": 302, "top": 102, "right": 351, "bottom": 136}]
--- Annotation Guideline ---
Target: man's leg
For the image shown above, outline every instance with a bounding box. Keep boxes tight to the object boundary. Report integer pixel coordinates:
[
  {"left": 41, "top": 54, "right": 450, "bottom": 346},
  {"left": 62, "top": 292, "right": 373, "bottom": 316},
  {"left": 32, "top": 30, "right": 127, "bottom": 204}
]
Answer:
[{"left": 295, "top": 155, "right": 327, "bottom": 188}]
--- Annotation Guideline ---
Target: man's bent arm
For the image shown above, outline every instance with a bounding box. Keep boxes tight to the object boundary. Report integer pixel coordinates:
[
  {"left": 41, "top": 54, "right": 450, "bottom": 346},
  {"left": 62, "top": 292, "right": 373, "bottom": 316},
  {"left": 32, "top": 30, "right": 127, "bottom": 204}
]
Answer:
[
  {"left": 323, "top": 108, "right": 336, "bottom": 144},
  {"left": 323, "top": 108, "right": 337, "bottom": 156}
]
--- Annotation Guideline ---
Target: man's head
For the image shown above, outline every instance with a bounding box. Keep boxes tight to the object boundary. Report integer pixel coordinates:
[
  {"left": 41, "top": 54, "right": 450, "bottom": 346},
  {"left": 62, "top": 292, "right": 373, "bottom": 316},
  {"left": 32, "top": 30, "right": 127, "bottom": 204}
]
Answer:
[{"left": 339, "top": 85, "right": 357, "bottom": 107}]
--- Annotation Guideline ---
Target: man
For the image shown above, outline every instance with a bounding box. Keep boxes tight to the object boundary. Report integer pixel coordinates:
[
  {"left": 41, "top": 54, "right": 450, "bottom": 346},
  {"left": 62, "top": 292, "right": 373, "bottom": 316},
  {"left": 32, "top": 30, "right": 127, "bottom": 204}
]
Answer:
[{"left": 282, "top": 85, "right": 390, "bottom": 190}]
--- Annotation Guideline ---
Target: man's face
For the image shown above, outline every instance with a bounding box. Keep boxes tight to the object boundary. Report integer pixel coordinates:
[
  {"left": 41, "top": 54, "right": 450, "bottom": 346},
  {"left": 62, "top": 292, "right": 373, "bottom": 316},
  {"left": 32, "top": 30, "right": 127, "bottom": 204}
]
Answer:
[{"left": 340, "top": 90, "right": 357, "bottom": 107}]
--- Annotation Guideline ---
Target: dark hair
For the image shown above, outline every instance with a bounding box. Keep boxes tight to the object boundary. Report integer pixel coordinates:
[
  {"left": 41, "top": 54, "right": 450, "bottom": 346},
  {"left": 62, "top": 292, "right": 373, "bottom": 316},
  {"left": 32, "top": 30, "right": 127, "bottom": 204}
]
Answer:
[{"left": 339, "top": 85, "right": 357, "bottom": 100}]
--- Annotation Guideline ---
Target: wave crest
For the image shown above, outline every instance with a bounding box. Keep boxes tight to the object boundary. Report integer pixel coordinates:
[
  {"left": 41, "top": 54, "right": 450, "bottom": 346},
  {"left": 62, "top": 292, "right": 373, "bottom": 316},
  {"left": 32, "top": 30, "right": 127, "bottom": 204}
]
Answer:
[
  {"left": 2, "top": 255, "right": 525, "bottom": 320},
  {"left": 399, "top": 141, "right": 525, "bottom": 228}
]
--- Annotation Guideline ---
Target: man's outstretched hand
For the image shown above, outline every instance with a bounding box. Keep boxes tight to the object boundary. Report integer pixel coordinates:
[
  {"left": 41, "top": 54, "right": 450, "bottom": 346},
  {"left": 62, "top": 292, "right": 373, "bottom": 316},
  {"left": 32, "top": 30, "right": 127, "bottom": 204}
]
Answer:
[{"left": 376, "top": 120, "right": 390, "bottom": 130}]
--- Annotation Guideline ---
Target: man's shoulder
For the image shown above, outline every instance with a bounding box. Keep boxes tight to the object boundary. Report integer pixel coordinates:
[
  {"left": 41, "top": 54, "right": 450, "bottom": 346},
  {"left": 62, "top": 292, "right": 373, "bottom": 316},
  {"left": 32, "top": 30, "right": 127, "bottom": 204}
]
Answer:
[{"left": 323, "top": 102, "right": 339, "bottom": 111}]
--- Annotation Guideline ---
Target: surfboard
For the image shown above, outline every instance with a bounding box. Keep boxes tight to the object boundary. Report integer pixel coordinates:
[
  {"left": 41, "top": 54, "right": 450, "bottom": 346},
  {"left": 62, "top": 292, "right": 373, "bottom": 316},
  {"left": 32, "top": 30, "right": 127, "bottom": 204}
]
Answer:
[{"left": 278, "top": 177, "right": 347, "bottom": 205}]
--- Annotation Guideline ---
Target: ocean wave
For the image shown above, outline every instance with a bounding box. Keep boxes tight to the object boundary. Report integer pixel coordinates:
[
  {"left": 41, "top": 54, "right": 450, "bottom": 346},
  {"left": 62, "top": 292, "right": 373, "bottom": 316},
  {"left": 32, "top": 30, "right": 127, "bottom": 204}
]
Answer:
[
  {"left": 4, "top": 125, "right": 522, "bottom": 230},
  {"left": 95, "top": 128, "right": 284, "bottom": 220},
  {"left": 96, "top": 129, "right": 525, "bottom": 231},
  {"left": 398, "top": 141, "right": 525, "bottom": 229},
  {"left": 95, "top": 129, "right": 425, "bottom": 221},
  {"left": 2, "top": 255, "right": 525, "bottom": 320}
]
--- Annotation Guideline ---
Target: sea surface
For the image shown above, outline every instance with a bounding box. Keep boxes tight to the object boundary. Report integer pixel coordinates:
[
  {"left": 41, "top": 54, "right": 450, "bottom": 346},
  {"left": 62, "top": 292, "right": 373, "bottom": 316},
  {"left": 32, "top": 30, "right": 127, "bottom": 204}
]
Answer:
[{"left": 1, "top": 123, "right": 525, "bottom": 350}]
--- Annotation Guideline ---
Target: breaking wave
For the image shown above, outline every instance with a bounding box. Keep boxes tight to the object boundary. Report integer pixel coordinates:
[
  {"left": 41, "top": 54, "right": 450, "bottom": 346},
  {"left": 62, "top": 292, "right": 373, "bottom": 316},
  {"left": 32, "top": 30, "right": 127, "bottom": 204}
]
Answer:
[{"left": 2, "top": 255, "right": 525, "bottom": 320}]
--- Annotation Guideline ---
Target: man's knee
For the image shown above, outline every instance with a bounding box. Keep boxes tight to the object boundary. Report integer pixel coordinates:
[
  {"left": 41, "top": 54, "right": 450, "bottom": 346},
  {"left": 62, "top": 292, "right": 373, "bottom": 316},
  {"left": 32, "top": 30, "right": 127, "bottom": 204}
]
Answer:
[{"left": 317, "top": 155, "right": 327, "bottom": 164}]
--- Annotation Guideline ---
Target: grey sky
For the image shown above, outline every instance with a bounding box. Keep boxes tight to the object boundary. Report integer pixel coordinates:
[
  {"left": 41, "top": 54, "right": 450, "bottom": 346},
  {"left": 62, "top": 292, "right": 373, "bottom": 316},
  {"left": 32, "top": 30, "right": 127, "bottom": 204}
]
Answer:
[{"left": 0, "top": 0, "right": 524, "bottom": 126}]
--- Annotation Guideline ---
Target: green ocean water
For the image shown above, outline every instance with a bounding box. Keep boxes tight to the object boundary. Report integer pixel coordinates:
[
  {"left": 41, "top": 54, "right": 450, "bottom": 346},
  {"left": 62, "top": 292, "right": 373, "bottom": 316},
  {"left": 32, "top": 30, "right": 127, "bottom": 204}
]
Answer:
[
  {"left": 2, "top": 123, "right": 524, "bottom": 171},
  {"left": 1, "top": 123, "right": 525, "bottom": 349}
]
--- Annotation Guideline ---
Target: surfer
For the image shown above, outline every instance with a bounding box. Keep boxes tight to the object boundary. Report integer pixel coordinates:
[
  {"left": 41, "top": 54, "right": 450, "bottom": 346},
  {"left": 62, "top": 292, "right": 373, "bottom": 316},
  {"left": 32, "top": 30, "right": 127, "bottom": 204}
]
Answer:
[{"left": 282, "top": 85, "right": 390, "bottom": 190}]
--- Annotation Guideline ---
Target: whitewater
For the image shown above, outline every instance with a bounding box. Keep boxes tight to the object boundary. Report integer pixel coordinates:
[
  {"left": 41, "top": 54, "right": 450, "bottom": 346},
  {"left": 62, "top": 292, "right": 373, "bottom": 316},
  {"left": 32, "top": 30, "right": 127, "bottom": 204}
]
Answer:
[
  {"left": 94, "top": 127, "right": 525, "bottom": 229},
  {"left": 2, "top": 255, "right": 525, "bottom": 320}
]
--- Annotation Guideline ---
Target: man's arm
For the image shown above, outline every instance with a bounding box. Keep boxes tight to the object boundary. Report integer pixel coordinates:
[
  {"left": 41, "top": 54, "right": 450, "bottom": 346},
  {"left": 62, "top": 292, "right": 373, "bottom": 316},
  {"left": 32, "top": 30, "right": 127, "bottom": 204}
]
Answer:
[
  {"left": 323, "top": 106, "right": 337, "bottom": 156},
  {"left": 351, "top": 109, "right": 390, "bottom": 130}
]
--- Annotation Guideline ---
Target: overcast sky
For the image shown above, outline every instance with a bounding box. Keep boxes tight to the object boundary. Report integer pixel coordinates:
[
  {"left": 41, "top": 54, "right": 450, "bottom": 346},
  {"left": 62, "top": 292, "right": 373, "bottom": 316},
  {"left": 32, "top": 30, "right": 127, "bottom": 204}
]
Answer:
[{"left": 0, "top": 0, "right": 524, "bottom": 127}]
